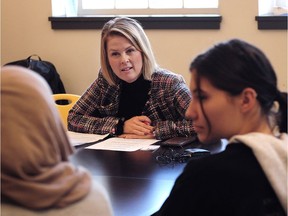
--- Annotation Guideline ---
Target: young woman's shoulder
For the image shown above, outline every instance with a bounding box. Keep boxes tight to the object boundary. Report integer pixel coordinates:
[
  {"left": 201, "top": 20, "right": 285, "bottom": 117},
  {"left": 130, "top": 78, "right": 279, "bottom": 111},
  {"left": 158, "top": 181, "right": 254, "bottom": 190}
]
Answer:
[{"left": 184, "top": 144, "right": 255, "bottom": 173}]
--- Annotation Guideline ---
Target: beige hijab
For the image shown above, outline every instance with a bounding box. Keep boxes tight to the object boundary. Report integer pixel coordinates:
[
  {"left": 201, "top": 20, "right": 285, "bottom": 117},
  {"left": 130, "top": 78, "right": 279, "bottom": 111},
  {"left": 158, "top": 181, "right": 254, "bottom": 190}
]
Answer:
[{"left": 1, "top": 66, "right": 91, "bottom": 209}]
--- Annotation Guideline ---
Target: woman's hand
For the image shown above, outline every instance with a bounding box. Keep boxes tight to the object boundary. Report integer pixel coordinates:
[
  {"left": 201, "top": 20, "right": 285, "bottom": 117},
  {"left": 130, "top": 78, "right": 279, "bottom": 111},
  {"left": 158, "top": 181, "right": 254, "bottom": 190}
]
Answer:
[
  {"left": 118, "top": 133, "right": 155, "bottom": 139},
  {"left": 122, "top": 116, "right": 154, "bottom": 136}
]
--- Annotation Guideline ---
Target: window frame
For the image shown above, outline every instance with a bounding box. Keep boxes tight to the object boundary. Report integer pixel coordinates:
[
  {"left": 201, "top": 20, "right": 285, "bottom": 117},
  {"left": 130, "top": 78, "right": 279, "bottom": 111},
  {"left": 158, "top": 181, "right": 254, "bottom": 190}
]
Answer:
[
  {"left": 256, "top": 0, "right": 288, "bottom": 30},
  {"left": 255, "top": 15, "right": 287, "bottom": 30},
  {"left": 48, "top": 15, "right": 222, "bottom": 30},
  {"left": 77, "top": 0, "right": 219, "bottom": 16},
  {"left": 49, "top": 0, "right": 222, "bottom": 30}
]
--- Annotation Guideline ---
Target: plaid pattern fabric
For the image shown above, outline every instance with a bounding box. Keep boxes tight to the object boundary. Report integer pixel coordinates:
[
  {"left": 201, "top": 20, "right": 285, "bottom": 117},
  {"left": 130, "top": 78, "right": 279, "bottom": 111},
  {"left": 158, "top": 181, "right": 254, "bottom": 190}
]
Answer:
[{"left": 68, "top": 68, "right": 196, "bottom": 140}]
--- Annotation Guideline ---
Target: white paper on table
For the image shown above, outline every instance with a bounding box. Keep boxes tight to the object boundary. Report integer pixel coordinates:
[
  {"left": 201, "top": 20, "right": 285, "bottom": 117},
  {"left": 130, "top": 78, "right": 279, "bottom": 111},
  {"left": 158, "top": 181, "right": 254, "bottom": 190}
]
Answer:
[
  {"left": 67, "top": 131, "right": 110, "bottom": 147},
  {"left": 86, "top": 137, "right": 159, "bottom": 152}
]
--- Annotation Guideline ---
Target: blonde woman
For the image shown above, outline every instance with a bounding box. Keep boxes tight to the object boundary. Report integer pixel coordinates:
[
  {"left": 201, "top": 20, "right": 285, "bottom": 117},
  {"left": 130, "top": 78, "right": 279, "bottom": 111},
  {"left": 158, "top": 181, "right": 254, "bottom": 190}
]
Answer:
[{"left": 68, "top": 17, "right": 196, "bottom": 140}]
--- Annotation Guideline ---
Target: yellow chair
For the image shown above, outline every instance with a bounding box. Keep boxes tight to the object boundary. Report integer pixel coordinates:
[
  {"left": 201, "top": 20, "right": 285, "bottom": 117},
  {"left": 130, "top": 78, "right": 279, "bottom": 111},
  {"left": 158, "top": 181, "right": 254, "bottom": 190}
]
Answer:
[{"left": 52, "top": 94, "right": 80, "bottom": 128}]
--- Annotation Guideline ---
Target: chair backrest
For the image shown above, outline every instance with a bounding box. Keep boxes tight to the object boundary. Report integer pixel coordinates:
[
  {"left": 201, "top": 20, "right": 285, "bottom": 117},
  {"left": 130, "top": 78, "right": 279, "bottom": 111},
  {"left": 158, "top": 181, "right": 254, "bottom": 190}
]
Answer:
[{"left": 52, "top": 94, "right": 80, "bottom": 128}]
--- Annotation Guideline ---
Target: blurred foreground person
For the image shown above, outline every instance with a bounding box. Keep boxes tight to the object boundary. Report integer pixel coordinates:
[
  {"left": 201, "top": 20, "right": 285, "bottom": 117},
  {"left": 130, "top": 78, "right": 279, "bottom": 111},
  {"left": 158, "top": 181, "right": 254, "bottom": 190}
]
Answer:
[{"left": 1, "top": 66, "right": 113, "bottom": 216}]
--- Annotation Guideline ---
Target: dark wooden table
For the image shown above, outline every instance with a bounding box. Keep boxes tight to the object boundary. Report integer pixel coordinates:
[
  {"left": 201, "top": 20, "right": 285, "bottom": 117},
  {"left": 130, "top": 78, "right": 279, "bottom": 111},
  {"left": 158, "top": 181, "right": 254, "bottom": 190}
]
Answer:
[{"left": 71, "top": 139, "right": 227, "bottom": 216}]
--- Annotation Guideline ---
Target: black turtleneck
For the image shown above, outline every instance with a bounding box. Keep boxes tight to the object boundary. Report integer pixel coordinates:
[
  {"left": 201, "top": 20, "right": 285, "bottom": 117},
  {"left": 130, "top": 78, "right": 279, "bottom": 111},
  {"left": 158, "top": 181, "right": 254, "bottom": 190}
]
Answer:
[{"left": 117, "top": 75, "right": 151, "bottom": 120}]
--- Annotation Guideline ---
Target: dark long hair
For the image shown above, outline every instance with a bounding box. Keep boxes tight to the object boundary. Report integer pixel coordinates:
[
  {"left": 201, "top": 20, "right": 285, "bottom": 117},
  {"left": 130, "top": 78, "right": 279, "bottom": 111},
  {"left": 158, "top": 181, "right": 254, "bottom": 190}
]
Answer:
[{"left": 190, "top": 39, "right": 287, "bottom": 133}]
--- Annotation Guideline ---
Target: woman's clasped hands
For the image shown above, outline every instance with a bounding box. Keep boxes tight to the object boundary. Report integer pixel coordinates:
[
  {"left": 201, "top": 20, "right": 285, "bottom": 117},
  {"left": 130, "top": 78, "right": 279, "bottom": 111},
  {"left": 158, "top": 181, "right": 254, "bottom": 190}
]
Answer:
[{"left": 119, "top": 116, "right": 155, "bottom": 139}]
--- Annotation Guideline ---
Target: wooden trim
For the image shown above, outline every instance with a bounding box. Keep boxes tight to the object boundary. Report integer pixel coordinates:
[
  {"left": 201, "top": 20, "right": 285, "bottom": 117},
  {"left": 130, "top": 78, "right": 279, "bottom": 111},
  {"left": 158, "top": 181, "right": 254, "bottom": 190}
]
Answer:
[
  {"left": 48, "top": 15, "right": 222, "bottom": 30},
  {"left": 255, "top": 15, "right": 288, "bottom": 30}
]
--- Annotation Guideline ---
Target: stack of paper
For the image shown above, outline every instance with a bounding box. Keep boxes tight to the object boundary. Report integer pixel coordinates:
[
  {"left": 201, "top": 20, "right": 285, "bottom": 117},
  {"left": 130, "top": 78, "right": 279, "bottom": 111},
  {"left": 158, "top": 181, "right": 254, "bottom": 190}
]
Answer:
[
  {"left": 67, "top": 131, "right": 159, "bottom": 151},
  {"left": 67, "top": 131, "right": 109, "bottom": 147},
  {"left": 86, "top": 137, "right": 159, "bottom": 152}
]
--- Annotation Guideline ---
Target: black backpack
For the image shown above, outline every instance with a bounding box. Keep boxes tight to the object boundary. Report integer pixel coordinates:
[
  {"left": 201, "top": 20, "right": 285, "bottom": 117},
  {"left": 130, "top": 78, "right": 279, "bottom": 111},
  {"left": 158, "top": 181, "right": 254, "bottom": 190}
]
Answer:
[{"left": 5, "top": 55, "right": 66, "bottom": 94}]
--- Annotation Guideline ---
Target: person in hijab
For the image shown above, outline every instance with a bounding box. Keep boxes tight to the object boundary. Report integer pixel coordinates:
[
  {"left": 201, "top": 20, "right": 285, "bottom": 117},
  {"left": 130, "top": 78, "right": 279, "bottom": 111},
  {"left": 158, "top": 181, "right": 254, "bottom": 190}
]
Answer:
[
  {"left": 152, "top": 39, "right": 287, "bottom": 215},
  {"left": 1, "top": 66, "right": 113, "bottom": 216}
]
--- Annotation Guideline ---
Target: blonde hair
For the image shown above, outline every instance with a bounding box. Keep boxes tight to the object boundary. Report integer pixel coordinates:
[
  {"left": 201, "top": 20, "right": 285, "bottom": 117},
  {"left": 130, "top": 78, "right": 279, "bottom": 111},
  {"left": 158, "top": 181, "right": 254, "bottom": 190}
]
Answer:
[{"left": 100, "top": 17, "right": 157, "bottom": 85}]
